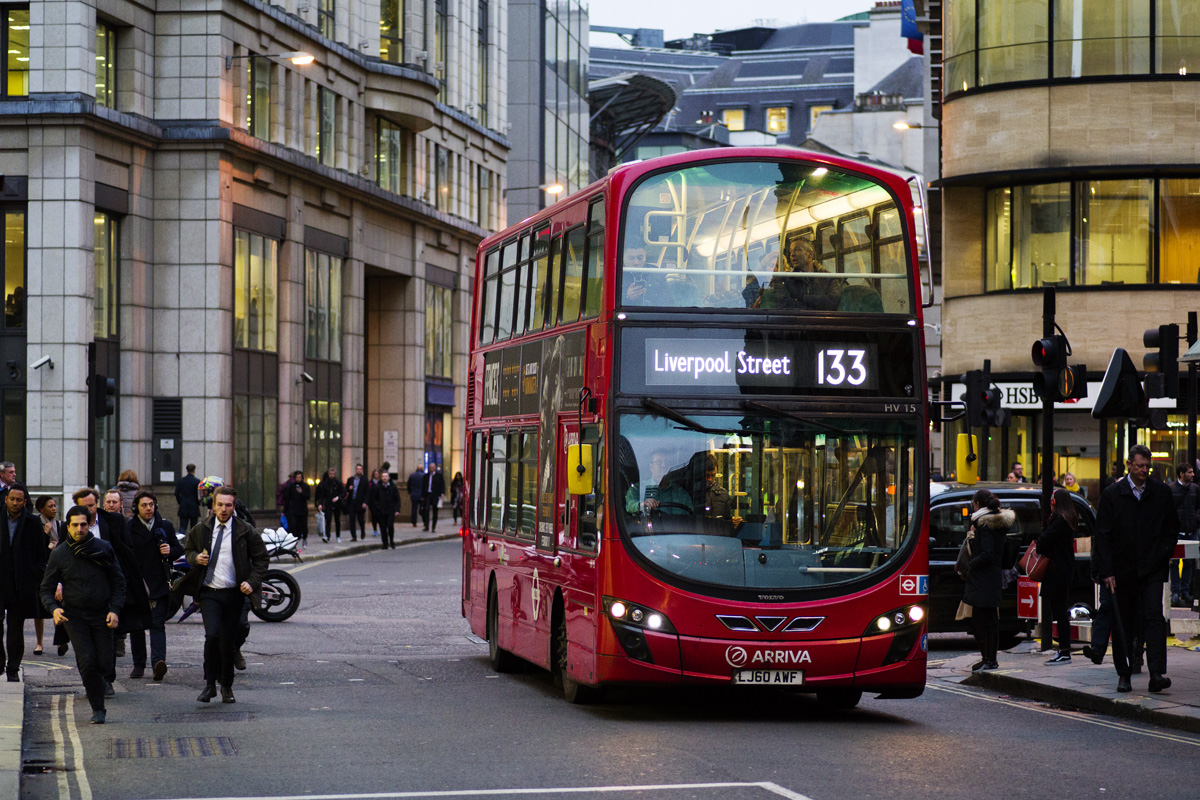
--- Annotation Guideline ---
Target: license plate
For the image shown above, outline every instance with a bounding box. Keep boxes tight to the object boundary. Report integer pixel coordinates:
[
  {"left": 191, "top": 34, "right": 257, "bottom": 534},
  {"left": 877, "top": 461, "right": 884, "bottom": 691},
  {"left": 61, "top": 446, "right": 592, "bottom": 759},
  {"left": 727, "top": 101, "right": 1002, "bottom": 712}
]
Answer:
[{"left": 731, "top": 669, "right": 804, "bottom": 686}]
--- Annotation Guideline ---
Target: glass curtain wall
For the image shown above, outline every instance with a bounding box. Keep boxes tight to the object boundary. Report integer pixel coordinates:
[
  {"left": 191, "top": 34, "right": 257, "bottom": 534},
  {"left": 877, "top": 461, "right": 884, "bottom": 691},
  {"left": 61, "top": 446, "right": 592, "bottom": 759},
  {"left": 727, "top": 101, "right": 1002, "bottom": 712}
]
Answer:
[
  {"left": 543, "top": 1, "right": 588, "bottom": 194},
  {"left": 946, "top": 0, "right": 1200, "bottom": 90},
  {"left": 984, "top": 178, "right": 1191, "bottom": 289}
]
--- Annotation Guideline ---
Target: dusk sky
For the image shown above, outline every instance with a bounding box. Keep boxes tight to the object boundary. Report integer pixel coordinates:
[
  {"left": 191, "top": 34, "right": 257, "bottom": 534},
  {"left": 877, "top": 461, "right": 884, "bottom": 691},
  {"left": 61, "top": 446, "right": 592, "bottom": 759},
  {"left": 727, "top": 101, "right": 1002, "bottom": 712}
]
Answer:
[{"left": 588, "top": 0, "right": 873, "bottom": 46}]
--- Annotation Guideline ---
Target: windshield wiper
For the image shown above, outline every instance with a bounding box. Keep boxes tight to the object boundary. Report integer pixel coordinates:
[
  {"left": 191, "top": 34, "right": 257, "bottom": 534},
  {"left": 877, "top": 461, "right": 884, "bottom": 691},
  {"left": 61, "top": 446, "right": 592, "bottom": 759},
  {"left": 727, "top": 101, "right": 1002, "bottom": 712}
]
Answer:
[
  {"left": 740, "top": 400, "right": 849, "bottom": 436},
  {"left": 640, "top": 398, "right": 766, "bottom": 436}
]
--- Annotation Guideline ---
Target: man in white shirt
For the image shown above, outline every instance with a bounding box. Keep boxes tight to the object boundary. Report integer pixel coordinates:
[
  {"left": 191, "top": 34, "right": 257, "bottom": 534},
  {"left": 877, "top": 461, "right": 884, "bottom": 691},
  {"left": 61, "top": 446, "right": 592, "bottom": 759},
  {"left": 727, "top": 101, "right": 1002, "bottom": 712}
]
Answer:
[{"left": 184, "top": 485, "right": 267, "bottom": 704}]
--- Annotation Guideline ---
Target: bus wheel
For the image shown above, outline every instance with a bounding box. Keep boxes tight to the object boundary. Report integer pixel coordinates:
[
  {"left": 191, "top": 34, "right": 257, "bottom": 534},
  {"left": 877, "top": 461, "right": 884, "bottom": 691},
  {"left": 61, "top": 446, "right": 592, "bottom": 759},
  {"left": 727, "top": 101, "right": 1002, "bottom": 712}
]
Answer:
[
  {"left": 555, "top": 614, "right": 602, "bottom": 704},
  {"left": 487, "top": 584, "right": 519, "bottom": 673},
  {"left": 815, "top": 689, "right": 862, "bottom": 710}
]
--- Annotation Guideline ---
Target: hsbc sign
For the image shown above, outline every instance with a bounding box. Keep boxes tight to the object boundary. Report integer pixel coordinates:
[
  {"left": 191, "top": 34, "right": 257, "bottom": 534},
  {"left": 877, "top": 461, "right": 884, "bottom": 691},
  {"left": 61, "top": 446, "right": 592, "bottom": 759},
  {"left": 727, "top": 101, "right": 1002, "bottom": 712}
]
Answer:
[{"left": 725, "top": 645, "right": 812, "bottom": 668}]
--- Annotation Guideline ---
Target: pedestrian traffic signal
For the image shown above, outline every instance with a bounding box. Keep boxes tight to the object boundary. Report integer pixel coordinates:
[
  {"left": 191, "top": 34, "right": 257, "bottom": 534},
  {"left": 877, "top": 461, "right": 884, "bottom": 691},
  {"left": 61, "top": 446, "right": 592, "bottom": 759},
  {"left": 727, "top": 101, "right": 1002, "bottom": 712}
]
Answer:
[
  {"left": 1031, "top": 334, "right": 1076, "bottom": 401},
  {"left": 90, "top": 373, "right": 116, "bottom": 417},
  {"left": 1092, "top": 348, "right": 1145, "bottom": 419},
  {"left": 961, "top": 370, "right": 986, "bottom": 427},
  {"left": 1143, "top": 324, "right": 1179, "bottom": 399}
]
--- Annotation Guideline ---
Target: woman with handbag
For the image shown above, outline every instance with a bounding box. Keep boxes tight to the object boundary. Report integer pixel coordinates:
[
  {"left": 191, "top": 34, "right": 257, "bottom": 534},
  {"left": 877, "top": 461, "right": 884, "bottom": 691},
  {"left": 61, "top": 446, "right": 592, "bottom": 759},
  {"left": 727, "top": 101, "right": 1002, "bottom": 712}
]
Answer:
[
  {"left": 964, "top": 489, "right": 1015, "bottom": 671},
  {"left": 1036, "top": 488, "right": 1078, "bottom": 665}
]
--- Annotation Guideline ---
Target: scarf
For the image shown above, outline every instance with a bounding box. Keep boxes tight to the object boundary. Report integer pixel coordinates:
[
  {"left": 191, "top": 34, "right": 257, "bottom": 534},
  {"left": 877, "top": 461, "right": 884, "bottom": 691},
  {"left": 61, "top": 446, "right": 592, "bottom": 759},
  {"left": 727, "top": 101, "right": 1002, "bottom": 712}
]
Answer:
[{"left": 66, "top": 531, "right": 114, "bottom": 567}]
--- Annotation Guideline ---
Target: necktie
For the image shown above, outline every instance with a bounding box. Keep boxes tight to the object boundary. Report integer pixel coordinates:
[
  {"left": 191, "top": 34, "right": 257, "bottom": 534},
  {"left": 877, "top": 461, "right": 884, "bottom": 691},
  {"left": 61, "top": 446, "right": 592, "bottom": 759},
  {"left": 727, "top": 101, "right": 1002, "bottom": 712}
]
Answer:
[{"left": 205, "top": 522, "right": 226, "bottom": 585}]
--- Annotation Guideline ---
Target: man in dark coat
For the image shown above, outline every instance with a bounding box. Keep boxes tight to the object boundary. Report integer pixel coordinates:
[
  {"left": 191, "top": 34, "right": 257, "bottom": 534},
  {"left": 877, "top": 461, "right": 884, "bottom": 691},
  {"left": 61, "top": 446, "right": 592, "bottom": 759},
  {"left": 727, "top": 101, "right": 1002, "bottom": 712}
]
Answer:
[
  {"left": 315, "top": 467, "right": 343, "bottom": 543},
  {"left": 1093, "top": 444, "right": 1181, "bottom": 694},
  {"left": 40, "top": 505, "right": 125, "bottom": 724},
  {"left": 406, "top": 465, "right": 424, "bottom": 528},
  {"left": 1, "top": 484, "right": 51, "bottom": 681},
  {"left": 72, "top": 487, "right": 148, "bottom": 681},
  {"left": 344, "top": 464, "right": 369, "bottom": 542},
  {"left": 1169, "top": 461, "right": 1199, "bottom": 606},
  {"left": 126, "top": 490, "right": 184, "bottom": 681},
  {"left": 281, "top": 471, "right": 311, "bottom": 544},
  {"left": 184, "top": 485, "right": 268, "bottom": 704},
  {"left": 175, "top": 463, "right": 201, "bottom": 532},
  {"left": 370, "top": 471, "right": 401, "bottom": 550},
  {"left": 421, "top": 464, "right": 446, "bottom": 532}
]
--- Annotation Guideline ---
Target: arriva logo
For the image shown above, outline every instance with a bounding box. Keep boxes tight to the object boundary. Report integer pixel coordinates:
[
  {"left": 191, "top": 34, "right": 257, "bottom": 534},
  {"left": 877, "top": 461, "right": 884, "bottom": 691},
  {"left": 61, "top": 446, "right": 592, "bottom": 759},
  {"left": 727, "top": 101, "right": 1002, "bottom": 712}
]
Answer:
[{"left": 724, "top": 646, "right": 811, "bottom": 668}]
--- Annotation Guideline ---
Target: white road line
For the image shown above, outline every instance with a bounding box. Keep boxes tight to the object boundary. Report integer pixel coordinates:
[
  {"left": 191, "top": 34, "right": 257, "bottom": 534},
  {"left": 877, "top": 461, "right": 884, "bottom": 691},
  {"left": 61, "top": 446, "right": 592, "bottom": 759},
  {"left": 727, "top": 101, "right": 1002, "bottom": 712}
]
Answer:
[
  {"left": 49, "top": 695, "right": 70, "bottom": 800},
  {"left": 141, "top": 781, "right": 812, "bottom": 800},
  {"left": 285, "top": 540, "right": 443, "bottom": 574},
  {"left": 929, "top": 682, "right": 1200, "bottom": 746},
  {"left": 64, "top": 695, "right": 93, "bottom": 800}
]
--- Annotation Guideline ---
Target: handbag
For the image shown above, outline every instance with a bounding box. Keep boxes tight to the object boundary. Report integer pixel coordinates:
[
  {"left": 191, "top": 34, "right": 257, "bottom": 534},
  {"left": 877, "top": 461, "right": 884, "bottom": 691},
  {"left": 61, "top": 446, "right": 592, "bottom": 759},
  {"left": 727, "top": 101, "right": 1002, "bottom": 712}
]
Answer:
[
  {"left": 1019, "top": 542, "right": 1050, "bottom": 582},
  {"left": 955, "top": 600, "right": 973, "bottom": 620},
  {"left": 954, "top": 532, "right": 973, "bottom": 579}
]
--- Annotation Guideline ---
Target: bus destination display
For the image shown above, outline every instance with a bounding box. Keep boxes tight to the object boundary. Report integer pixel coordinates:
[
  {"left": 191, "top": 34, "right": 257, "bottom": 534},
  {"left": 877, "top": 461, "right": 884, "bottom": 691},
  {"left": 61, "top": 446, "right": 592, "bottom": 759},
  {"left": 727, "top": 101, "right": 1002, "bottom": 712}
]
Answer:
[{"left": 643, "top": 337, "right": 878, "bottom": 391}]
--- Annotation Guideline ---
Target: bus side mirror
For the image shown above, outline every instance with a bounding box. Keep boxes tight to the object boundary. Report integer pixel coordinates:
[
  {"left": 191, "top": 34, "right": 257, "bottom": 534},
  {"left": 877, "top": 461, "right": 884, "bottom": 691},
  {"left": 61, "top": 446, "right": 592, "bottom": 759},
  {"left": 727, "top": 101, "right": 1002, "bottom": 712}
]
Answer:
[{"left": 567, "top": 444, "right": 593, "bottom": 495}]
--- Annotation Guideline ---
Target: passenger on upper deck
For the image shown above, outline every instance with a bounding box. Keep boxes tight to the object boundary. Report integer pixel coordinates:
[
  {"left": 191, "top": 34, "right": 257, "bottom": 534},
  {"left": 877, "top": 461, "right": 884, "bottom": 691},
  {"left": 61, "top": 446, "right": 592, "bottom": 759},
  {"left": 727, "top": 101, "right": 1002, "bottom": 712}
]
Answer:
[{"left": 754, "top": 237, "right": 845, "bottom": 312}]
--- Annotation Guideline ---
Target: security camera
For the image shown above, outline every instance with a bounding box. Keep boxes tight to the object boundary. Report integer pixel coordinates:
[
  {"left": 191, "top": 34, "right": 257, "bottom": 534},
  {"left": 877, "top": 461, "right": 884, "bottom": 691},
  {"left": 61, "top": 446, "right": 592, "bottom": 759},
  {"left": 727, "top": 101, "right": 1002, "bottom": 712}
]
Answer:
[
  {"left": 29, "top": 355, "right": 53, "bottom": 370},
  {"left": 300, "top": 371, "right": 315, "bottom": 384}
]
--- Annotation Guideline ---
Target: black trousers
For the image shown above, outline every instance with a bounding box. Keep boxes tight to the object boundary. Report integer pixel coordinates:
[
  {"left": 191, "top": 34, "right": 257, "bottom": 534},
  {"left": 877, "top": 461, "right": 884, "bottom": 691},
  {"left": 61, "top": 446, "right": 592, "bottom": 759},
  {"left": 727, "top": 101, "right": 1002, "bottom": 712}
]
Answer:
[
  {"left": 179, "top": 515, "right": 198, "bottom": 534},
  {"left": 198, "top": 587, "right": 245, "bottom": 687},
  {"left": 379, "top": 514, "right": 396, "bottom": 549},
  {"left": 1112, "top": 577, "right": 1167, "bottom": 677},
  {"left": 421, "top": 498, "right": 439, "bottom": 531},
  {"left": 346, "top": 505, "right": 366, "bottom": 540},
  {"left": 289, "top": 513, "right": 308, "bottom": 542},
  {"left": 973, "top": 606, "right": 999, "bottom": 664},
  {"left": 1041, "top": 580, "right": 1071, "bottom": 651},
  {"left": 0, "top": 603, "right": 25, "bottom": 676},
  {"left": 323, "top": 509, "right": 341, "bottom": 539},
  {"left": 409, "top": 496, "right": 421, "bottom": 526},
  {"left": 64, "top": 615, "right": 113, "bottom": 711}
]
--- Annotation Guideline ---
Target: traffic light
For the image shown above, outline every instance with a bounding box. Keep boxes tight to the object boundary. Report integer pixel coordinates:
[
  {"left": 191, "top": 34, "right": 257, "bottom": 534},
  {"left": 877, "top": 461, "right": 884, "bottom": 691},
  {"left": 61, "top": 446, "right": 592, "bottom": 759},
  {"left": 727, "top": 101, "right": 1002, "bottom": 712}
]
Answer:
[
  {"left": 981, "top": 384, "right": 1010, "bottom": 426},
  {"left": 961, "top": 370, "right": 985, "bottom": 427},
  {"left": 1032, "top": 334, "right": 1076, "bottom": 402},
  {"left": 90, "top": 374, "right": 116, "bottom": 417},
  {"left": 1092, "top": 348, "right": 1145, "bottom": 419},
  {"left": 1143, "top": 324, "right": 1179, "bottom": 399}
]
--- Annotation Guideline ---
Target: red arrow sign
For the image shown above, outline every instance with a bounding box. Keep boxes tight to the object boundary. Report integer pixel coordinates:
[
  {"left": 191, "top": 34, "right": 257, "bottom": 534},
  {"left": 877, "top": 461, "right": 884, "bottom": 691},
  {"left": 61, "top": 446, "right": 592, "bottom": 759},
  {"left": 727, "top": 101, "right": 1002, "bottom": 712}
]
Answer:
[{"left": 1017, "top": 578, "right": 1040, "bottom": 620}]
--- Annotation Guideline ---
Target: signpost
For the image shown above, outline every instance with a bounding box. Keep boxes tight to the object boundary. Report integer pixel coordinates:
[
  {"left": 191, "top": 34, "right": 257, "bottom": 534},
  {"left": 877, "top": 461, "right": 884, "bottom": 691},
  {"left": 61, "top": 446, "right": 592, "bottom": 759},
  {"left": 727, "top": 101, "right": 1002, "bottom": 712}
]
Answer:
[{"left": 1017, "top": 578, "right": 1040, "bottom": 621}]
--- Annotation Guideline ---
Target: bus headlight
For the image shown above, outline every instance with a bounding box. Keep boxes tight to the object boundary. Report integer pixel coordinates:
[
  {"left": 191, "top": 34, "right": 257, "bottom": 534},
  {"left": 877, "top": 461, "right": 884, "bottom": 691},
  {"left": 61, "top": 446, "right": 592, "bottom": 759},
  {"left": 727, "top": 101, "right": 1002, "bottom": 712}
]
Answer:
[
  {"left": 602, "top": 597, "right": 676, "bottom": 634},
  {"left": 865, "top": 604, "right": 926, "bottom": 667}
]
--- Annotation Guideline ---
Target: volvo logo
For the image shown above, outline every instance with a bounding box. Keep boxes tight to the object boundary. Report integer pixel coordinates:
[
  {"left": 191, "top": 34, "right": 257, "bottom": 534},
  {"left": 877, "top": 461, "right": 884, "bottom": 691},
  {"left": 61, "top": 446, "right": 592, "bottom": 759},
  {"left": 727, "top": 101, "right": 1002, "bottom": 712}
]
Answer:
[{"left": 725, "top": 646, "right": 749, "bottom": 668}]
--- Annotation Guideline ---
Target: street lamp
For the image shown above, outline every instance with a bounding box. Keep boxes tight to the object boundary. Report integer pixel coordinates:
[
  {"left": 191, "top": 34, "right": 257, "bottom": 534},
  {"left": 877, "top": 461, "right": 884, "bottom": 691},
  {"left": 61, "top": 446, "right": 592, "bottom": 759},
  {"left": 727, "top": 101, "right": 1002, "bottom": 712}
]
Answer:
[
  {"left": 503, "top": 183, "right": 565, "bottom": 197},
  {"left": 893, "top": 121, "right": 936, "bottom": 131},
  {"left": 225, "top": 51, "right": 316, "bottom": 70}
]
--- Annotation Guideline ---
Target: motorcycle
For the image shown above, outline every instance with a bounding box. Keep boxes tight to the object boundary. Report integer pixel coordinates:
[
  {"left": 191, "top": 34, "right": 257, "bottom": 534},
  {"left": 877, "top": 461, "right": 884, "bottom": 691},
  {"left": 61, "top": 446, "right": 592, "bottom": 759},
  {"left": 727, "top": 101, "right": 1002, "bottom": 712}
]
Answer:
[{"left": 167, "top": 527, "right": 303, "bottom": 623}]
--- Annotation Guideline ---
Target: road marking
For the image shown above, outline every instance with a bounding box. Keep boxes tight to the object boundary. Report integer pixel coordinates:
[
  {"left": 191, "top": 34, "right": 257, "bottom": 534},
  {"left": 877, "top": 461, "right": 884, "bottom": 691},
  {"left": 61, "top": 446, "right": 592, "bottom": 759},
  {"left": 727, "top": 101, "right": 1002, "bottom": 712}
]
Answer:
[
  {"left": 141, "top": 783, "right": 815, "bottom": 800},
  {"left": 49, "top": 695, "right": 70, "bottom": 800},
  {"left": 64, "top": 695, "right": 93, "bottom": 800},
  {"left": 285, "top": 539, "right": 447, "bottom": 575},
  {"left": 929, "top": 682, "right": 1200, "bottom": 746}
]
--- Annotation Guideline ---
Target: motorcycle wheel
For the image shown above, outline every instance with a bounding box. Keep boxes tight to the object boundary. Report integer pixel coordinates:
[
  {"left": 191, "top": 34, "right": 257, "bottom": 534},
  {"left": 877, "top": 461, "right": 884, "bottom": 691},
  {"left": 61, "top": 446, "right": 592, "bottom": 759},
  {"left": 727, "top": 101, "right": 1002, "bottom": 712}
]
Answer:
[{"left": 251, "top": 569, "right": 301, "bottom": 622}]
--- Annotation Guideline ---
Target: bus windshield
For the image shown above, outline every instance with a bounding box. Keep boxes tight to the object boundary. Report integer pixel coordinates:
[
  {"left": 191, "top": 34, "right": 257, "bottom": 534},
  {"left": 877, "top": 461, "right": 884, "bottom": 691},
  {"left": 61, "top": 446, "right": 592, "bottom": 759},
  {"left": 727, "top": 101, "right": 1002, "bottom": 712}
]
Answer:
[
  {"left": 620, "top": 160, "right": 912, "bottom": 313},
  {"left": 615, "top": 410, "right": 917, "bottom": 591}
]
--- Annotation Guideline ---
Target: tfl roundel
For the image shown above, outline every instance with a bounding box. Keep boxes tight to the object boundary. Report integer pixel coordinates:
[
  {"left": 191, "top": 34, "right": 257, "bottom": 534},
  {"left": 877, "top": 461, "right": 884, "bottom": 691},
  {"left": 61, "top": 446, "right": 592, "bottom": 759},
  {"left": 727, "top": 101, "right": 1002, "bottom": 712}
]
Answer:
[{"left": 899, "top": 575, "right": 927, "bottom": 596}]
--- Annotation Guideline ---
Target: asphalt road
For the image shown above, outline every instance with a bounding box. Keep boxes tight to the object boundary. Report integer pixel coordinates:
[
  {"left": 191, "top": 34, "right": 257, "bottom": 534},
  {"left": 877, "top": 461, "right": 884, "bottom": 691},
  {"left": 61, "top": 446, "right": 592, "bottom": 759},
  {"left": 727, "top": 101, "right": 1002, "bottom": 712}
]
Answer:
[{"left": 19, "top": 539, "right": 1200, "bottom": 800}]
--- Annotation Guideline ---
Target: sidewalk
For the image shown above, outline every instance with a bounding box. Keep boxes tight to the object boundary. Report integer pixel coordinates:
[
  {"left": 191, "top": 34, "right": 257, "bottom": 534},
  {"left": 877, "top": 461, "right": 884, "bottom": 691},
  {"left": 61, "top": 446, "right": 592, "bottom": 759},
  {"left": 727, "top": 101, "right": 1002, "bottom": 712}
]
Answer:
[
  {"left": 0, "top": 520, "right": 458, "bottom": 797},
  {"left": 936, "top": 631, "right": 1200, "bottom": 734}
]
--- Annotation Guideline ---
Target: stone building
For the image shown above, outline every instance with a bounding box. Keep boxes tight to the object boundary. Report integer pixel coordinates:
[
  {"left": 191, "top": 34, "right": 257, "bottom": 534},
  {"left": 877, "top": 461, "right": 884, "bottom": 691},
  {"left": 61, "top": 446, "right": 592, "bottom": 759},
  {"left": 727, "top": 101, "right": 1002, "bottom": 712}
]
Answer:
[
  {"left": 936, "top": 0, "right": 1200, "bottom": 494},
  {"left": 0, "top": 0, "right": 509, "bottom": 512}
]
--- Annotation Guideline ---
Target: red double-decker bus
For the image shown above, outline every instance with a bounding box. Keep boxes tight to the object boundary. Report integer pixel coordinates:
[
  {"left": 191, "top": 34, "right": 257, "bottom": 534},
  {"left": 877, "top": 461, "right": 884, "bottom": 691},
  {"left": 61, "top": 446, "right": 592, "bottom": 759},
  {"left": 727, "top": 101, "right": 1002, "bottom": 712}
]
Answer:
[{"left": 462, "top": 148, "right": 929, "bottom": 707}]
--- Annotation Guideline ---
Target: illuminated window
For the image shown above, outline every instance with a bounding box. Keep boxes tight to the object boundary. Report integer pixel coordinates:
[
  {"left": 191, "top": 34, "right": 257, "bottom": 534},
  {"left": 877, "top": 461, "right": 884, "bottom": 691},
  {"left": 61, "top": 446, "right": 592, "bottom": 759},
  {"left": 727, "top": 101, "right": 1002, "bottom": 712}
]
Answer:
[
  {"left": 247, "top": 57, "right": 272, "bottom": 139},
  {"left": 95, "top": 21, "right": 116, "bottom": 108},
  {"left": 380, "top": 0, "right": 404, "bottom": 63},
  {"left": 318, "top": 0, "right": 335, "bottom": 39},
  {"left": 766, "top": 107, "right": 789, "bottom": 134},
  {"left": 94, "top": 212, "right": 118, "bottom": 340},
  {"left": 305, "top": 249, "right": 342, "bottom": 361},
  {"left": 425, "top": 284, "right": 453, "bottom": 379},
  {"left": 234, "top": 230, "right": 278, "bottom": 352},
  {"left": 809, "top": 105, "right": 833, "bottom": 132},
  {"left": 4, "top": 7, "right": 29, "bottom": 98},
  {"left": 2, "top": 211, "right": 23, "bottom": 331},
  {"left": 722, "top": 109, "right": 745, "bottom": 131},
  {"left": 304, "top": 399, "right": 342, "bottom": 482}
]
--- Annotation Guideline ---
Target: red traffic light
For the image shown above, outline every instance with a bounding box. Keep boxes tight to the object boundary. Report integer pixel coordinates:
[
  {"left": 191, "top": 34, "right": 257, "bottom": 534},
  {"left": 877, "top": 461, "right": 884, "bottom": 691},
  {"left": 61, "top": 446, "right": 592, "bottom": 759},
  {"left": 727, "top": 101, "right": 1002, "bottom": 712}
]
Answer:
[{"left": 1031, "top": 335, "right": 1069, "bottom": 370}]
